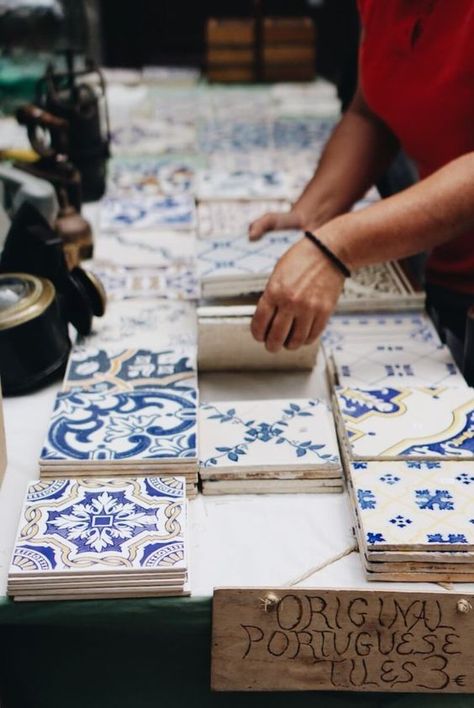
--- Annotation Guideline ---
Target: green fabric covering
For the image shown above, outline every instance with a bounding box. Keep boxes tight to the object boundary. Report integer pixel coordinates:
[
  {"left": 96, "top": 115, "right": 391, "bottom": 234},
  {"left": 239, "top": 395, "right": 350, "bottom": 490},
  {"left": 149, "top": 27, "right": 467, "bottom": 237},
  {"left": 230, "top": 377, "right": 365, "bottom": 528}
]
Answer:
[{"left": 0, "top": 595, "right": 473, "bottom": 708}]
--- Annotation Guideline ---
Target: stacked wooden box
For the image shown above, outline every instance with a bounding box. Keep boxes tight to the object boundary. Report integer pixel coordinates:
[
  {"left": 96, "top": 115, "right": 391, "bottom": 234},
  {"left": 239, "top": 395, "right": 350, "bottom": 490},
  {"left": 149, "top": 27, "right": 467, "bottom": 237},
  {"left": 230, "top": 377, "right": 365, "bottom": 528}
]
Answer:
[
  {"left": 206, "top": 19, "right": 256, "bottom": 83},
  {"left": 206, "top": 17, "right": 316, "bottom": 83},
  {"left": 262, "top": 17, "right": 316, "bottom": 82}
]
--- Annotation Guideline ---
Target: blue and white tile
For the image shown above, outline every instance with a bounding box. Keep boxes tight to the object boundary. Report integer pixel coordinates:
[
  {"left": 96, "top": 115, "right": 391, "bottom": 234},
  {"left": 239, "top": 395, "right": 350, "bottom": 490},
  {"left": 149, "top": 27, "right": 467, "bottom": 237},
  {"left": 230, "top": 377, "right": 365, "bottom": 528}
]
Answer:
[
  {"left": 322, "top": 312, "right": 440, "bottom": 349},
  {"left": 99, "top": 194, "right": 196, "bottom": 231},
  {"left": 350, "top": 460, "right": 474, "bottom": 551},
  {"left": 198, "top": 231, "right": 301, "bottom": 296},
  {"left": 335, "top": 386, "right": 474, "bottom": 461},
  {"left": 64, "top": 346, "right": 197, "bottom": 392},
  {"left": 330, "top": 342, "right": 465, "bottom": 388},
  {"left": 87, "top": 261, "right": 200, "bottom": 301},
  {"left": 94, "top": 229, "right": 197, "bottom": 267},
  {"left": 111, "top": 118, "right": 197, "bottom": 156},
  {"left": 199, "top": 398, "right": 341, "bottom": 479},
  {"left": 9, "top": 477, "right": 187, "bottom": 575},
  {"left": 196, "top": 169, "right": 291, "bottom": 200},
  {"left": 40, "top": 387, "right": 197, "bottom": 465},
  {"left": 82, "top": 299, "right": 197, "bottom": 349}
]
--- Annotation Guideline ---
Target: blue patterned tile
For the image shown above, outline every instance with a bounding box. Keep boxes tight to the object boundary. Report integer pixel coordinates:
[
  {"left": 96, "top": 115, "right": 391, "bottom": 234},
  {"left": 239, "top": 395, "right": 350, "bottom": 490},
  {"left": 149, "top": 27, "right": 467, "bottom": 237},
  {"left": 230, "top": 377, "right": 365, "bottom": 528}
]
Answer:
[
  {"left": 336, "top": 386, "right": 474, "bottom": 460},
  {"left": 100, "top": 194, "right": 196, "bottom": 231},
  {"left": 350, "top": 460, "right": 474, "bottom": 550},
  {"left": 82, "top": 299, "right": 197, "bottom": 349},
  {"left": 199, "top": 399, "right": 340, "bottom": 479},
  {"left": 64, "top": 346, "right": 196, "bottom": 392},
  {"left": 10, "top": 478, "right": 186, "bottom": 574},
  {"left": 40, "top": 387, "right": 197, "bottom": 464},
  {"left": 87, "top": 261, "right": 200, "bottom": 301}
]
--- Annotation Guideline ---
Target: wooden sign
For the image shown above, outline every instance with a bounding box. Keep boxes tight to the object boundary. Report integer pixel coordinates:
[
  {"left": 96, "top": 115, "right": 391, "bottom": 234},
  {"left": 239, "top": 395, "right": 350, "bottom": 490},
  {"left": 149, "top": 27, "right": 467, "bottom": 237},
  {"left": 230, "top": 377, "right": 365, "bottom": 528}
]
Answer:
[{"left": 212, "top": 588, "right": 474, "bottom": 693}]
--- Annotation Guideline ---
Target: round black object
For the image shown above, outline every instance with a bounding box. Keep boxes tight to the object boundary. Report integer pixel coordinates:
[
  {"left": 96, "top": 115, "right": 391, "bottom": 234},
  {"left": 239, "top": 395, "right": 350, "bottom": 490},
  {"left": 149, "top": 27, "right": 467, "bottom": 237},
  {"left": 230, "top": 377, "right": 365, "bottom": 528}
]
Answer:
[{"left": 0, "top": 273, "right": 70, "bottom": 396}]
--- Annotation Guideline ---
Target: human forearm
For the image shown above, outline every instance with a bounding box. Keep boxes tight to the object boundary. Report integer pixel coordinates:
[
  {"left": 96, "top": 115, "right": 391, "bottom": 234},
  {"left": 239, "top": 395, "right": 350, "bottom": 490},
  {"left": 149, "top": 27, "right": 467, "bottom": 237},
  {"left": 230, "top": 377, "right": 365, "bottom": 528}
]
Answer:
[
  {"left": 251, "top": 151, "right": 474, "bottom": 352},
  {"left": 249, "top": 87, "right": 399, "bottom": 239},
  {"left": 321, "top": 151, "right": 474, "bottom": 270},
  {"left": 294, "top": 96, "right": 399, "bottom": 229}
]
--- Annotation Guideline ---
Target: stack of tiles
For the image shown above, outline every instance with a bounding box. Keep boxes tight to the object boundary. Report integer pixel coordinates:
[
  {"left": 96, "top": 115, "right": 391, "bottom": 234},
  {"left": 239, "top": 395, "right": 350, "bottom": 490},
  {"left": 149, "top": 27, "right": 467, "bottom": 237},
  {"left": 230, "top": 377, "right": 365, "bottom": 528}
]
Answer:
[
  {"left": 8, "top": 477, "right": 189, "bottom": 601},
  {"left": 39, "top": 345, "right": 199, "bottom": 498},
  {"left": 199, "top": 398, "right": 343, "bottom": 494},
  {"left": 333, "top": 385, "right": 474, "bottom": 581}
]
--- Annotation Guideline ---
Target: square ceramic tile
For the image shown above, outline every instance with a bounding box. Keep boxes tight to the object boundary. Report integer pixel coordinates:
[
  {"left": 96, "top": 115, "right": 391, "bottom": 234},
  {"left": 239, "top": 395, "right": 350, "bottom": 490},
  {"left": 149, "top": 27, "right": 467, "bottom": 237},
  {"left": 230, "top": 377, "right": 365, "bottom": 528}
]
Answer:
[
  {"left": 337, "top": 263, "right": 425, "bottom": 312},
  {"left": 350, "top": 460, "right": 474, "bottom": 551},
  {"left": 197, "top": 231, "right": 301, "bottom": 294},
  {"left": 9, "top": 478, "right": 186, "bottom": 575},
  {"left": 94, "top": 230, "right": 197, "bottom": 267},
  {"left": 40, "top": 387, "right": 197, "bottom": 464},
  {"left": 199, "top": 398, "right": 341, "bottom": 477},
  {"left": 107, "top": 156, "right": 201, "bottom": 197},
  {"left": 196, "top": 169, "right": 291, "bottom": 200},
  {"left": 335, "top": 386, "right": 474, "bottom": 461},
  {"left": 87, "top": 261, "right": 200, "bottom": 301},
  {"left": 100, "top": 194, "right": 196, "bottom": 231},
  {"left": 111, "top": 118, "right": 197, "bottom": 156},
  {"left": 322, "top": 313, "right": 440, "bottom": 349},
  {"left": 64, "top": 346, "right": 197, "bottom": 392},
  {"left": 82, "top": 299, "right": 197, "bottom": 349},
  {"left": 330, "top": 343, "right": 465, "bottom": 388},
  {"left": 197, "top": 200, "right": 291, "bottom": 239}
]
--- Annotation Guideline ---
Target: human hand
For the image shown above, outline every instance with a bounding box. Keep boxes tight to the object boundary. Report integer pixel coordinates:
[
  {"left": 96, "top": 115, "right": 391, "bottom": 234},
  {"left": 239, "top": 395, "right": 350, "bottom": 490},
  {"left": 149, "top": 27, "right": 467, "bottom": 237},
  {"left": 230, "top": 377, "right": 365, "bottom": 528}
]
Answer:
[
  {"left": 250, "top": 236, "right": 345, "bottom": 352},
  {"left": 248, "top": 208, "right": 304, "bottom": 241}
]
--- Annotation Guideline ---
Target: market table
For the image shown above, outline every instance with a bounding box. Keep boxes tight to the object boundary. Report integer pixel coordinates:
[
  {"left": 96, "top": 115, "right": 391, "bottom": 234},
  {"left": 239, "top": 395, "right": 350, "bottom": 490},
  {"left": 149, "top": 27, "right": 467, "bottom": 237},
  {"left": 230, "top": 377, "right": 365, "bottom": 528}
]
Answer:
[{"left": 1, "top": 359, "right": 473, "bottom": 708}]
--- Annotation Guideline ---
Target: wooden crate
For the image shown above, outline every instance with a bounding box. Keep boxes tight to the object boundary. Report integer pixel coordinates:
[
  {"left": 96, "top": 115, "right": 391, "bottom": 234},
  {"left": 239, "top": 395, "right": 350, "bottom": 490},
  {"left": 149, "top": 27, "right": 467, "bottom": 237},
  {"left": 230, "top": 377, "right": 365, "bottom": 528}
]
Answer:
[
  {"left": 206, "top": 18, "right": 256, "bottom": 83},
  {"left": 207, "top": 18, "right": 255, "bottom": 46},
  {"left": 263, "top": 16, "right": 315, "bottom": 44}
]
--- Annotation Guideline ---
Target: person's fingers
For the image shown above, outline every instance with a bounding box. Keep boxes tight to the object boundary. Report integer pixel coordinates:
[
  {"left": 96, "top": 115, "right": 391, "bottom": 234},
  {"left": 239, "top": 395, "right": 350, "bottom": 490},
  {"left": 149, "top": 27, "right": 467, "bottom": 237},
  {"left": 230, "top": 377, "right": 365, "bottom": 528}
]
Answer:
[
  {"left": 251, "top": 294, "right": 276, "bottom": 343},
  {"left": 306, "top": 309, "right": 330, "bottom": 344},
  {"left": 248, "top": 211, "right": 302, "bottom": 241},
  {"left": 248, "top": 213, "right": 279, "bottom": 241},
  {"left": 265, "top": 309, "right": 295, "bottom": 353},
  {"left": 285, "top": 313, "right": 315, "bottom": 350}
]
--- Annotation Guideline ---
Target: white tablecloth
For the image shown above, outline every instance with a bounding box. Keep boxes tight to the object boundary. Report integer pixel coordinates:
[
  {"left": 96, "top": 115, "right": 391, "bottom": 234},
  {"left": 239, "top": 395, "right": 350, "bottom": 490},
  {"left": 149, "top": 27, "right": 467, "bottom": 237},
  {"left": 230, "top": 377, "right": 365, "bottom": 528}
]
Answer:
[{"left": 1, "top": 356, "right": 472, "bottom": 598}]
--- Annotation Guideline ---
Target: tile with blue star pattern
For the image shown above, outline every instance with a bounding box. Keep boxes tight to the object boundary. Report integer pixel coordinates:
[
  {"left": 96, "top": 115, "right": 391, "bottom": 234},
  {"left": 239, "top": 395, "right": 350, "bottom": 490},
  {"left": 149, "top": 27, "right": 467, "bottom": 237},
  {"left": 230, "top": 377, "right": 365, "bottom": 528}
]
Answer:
[
  {"left": 350, "top": 460, "right": 474, "bottom": 551},
  {"left": 8, "top": 477, "right": 187, "bottom": 578}
]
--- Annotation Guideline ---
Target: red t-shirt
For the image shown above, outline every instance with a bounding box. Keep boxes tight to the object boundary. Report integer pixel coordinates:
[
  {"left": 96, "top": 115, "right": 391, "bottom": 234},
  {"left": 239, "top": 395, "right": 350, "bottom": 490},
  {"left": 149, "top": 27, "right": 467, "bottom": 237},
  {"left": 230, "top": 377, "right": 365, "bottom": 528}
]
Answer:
[{"left": 358, "top": 0, "right": 474, "bottom": 294}]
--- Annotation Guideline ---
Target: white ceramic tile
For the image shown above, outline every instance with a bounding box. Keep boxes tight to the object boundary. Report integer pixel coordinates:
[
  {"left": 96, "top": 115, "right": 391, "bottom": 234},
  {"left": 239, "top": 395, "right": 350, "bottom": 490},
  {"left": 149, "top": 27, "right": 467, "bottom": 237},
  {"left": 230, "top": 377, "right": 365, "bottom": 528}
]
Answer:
[
  {"left": 350, "top": 460, "right": 474, "bottom": 551},
  {"left": 197, "top": 231, "right": 301, "bottom": 296},
  {"left": 87, "top": 261, "right": 200, "bottom": 301},
  {"left": 94, "top": 230, "right": 197, "bottom": 267},
  {"left": 99, "top": 194, "right": 196, "bottom": 231},
  {"left": 322, "top": 313, "right": 440, "bottom": 349},
  {"left": 197, "top": 200, "right": 291, "bottom": 238},
  {"left": 331, "top": 342, "right": 465, "bottom": 388},
  {"left": 111, "top": 118, "right": 197, "bottom": 156},
  {"left": 199, "top": 399, "right": 340, "bottom": 477},
  {"left": 335, "top": 386, "right": 474, "bottom": 461},
  {"left": 195, "top": 169, "right": 291, "bottom": 200},
  {"left": 82, "top": 299, "right": 197, "bottom": 349}
]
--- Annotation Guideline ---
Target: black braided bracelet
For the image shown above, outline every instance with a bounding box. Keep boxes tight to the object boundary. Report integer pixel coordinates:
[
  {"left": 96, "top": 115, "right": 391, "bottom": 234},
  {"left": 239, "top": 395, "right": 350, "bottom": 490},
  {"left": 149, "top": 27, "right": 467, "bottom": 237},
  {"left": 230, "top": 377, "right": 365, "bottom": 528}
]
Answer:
[{"left": 304, "top": 231, "right": 352, "bottom": 279}]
